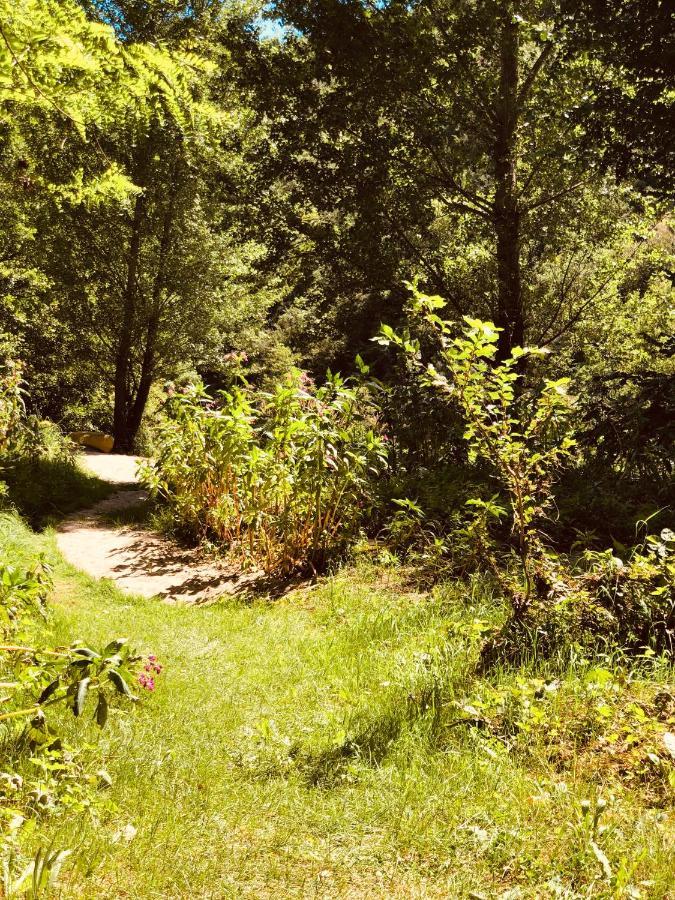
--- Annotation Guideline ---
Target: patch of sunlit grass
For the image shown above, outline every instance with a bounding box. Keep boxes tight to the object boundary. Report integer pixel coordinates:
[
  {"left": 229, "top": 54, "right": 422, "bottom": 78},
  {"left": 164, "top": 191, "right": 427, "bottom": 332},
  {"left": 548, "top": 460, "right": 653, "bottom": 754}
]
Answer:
[{"left": 1, "top": 514, "right": 673, "bottom": 898}]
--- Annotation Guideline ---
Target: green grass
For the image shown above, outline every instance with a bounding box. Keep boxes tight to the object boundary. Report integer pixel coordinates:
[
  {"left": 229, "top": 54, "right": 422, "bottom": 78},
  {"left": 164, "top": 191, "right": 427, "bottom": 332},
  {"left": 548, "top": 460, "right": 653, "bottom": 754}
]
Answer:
[
  {"left": 1, "top": 514, "right": 673, "bottom": 898},
  {"left": 1, "top": 455, "right": 112, "bottom": 529}
]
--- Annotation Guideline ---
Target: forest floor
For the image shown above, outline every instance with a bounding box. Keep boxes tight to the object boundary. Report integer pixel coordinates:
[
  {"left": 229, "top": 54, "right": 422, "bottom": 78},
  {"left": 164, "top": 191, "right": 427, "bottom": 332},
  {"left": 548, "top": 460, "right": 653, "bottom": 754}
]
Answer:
[{"left": 56, "top": 452, "right": 256, "bottom": 603}]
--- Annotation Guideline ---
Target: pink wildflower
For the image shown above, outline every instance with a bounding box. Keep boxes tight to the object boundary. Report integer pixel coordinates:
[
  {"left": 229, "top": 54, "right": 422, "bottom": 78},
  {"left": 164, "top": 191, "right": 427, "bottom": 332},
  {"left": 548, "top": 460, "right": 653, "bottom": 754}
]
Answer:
[
  {"left": 138, "top": 654, "right": 163, "bottom": 689},
  {"left": 138, "top": 672, "right": 155, "bottom": 691}
]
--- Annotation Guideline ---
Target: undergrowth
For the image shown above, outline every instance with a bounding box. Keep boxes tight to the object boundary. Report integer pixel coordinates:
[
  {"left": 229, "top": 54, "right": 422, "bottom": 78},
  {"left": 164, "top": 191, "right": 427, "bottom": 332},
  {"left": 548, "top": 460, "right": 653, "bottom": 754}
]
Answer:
[
  {"left": 0, "top": 515, "right": 670, "bottom": 898},
  {"left": 141, "top": 370, "right": 387, "bottom": 576}
]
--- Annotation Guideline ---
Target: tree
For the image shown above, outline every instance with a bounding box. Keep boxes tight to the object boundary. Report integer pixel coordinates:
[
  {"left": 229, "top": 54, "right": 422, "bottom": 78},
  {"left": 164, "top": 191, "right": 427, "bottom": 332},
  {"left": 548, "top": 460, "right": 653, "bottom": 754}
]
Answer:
[
  {"left": 1, "top": 0, "right": 260, "bottom": 451},
  {"left": 71, "top": 0, "right": 268, "bottom": 451},
  {"left": 1, "top": 0, "right": 235, "bottom": 448},
  {"left": 247, "top": 0, "right": 654, "bottom": 364}
]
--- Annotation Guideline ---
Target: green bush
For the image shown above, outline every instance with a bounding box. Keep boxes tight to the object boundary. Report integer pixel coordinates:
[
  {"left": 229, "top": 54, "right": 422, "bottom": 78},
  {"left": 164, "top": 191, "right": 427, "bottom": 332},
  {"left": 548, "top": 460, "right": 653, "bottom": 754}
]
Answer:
[
  {"left": 480, "top": 530, "right": 675, "bottom": 667},
  {"left": 0, "top": 360, "right": 110, "bottom": 527},
  {"left": 141, "top": 370, "right": 388, "bottom": 576}
]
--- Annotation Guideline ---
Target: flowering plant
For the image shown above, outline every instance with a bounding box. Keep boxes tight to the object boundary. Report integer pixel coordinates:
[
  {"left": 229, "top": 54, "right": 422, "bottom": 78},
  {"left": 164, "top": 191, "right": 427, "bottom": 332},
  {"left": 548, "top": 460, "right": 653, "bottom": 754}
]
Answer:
[{"left": 138, "top": 654, "right": 163, "bottom": 692}]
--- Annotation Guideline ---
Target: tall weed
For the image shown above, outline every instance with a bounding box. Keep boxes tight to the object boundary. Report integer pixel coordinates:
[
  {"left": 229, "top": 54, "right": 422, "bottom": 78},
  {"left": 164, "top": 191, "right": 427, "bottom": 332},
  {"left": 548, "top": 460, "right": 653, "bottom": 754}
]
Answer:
[{"left": 141, "top": 370, "right": 388, "bottom": 576}]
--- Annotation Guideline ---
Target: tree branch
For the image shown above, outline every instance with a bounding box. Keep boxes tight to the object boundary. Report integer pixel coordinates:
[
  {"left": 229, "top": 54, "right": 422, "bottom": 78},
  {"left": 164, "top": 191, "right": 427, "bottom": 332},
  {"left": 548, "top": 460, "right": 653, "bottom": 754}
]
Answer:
[
  {"left": 518, "top": 41, "right": 555, "bottom": 107},
  {"left": 524, "top": 179, "right": 587, "bottom": 212},
  {"left": 538, "top": 241, "right": 644, "bottom": 346}
]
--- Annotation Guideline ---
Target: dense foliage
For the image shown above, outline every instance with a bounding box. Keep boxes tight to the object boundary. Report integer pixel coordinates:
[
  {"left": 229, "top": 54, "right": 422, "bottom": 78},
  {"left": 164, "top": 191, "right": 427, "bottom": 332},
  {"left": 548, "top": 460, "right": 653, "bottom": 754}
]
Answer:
[
  {"left": 0, "top": 0, "right": 673, "bottom": 894},
  {"left": 141, "top": 371, "right": 387, "bottom": 575}
]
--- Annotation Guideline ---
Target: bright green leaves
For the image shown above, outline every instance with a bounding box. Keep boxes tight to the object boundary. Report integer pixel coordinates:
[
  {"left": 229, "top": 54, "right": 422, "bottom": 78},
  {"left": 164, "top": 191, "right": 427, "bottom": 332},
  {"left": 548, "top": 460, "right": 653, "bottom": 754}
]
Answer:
[
  {"left": 0, "top": 0, "right": 196, "bottom": 129},
  {"left": 379, "top": 286, "right": 577, "bottom": 607},
  {"left": 0, "top": 0, "right": 128, "bottom": 138},
  {"left": 54, "top": 164, "right": 142, "bottom": 210},
  {"left": 0, "top": 0, "right": 222, "bottom": 204},
  {"left": 141, "top": 370, "right": 388, "bottom": 576},
  {"left": 374, "top": 322, "right": 419, "bottom": 356}
]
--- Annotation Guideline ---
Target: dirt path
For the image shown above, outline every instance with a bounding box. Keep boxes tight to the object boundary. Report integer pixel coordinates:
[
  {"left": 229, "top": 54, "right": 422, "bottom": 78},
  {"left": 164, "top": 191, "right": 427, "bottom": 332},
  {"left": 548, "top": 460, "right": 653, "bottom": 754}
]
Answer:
[{"left": 56, "top": 452, "right": 256, "bottom": 603}]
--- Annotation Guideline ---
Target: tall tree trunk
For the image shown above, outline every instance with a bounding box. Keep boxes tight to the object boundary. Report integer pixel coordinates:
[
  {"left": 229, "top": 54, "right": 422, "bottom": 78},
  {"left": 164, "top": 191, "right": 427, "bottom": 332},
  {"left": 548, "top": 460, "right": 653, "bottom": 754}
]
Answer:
[
  {"left": 493, "top": 10, "right": 524, "bottom": 360},
  {"left": 116, "top": 173, "right": 178, "bottom": 451},
  {"left": 113, "top": 187, "right": 145, "bottom": 452},
  {"left": 125, "top": 314, "right": 159, "bottom": 443}
]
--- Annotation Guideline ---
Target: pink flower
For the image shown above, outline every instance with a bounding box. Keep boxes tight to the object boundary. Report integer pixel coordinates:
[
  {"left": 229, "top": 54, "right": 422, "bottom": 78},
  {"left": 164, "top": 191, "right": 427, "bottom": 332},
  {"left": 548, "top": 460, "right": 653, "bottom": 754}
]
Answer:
[
  {"left": 139, "top": 654, "right": 163, "bottom": 687},
  {"left": 138, "top": 673, "right": 155, "bottom": 691}
]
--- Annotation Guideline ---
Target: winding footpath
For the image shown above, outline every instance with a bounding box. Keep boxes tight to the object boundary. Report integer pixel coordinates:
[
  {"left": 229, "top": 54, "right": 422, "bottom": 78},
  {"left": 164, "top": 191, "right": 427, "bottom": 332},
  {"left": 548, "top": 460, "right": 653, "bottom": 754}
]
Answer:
[{"left": 57, "top": 452, "right": 256, "bottom": 603}]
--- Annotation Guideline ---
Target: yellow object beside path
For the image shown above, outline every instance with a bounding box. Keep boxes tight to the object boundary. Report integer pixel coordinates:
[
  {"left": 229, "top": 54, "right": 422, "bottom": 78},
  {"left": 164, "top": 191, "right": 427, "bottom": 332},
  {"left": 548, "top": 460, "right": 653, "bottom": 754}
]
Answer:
[{"left": 69, "top": 431, "right": 114, "bottom": 453}]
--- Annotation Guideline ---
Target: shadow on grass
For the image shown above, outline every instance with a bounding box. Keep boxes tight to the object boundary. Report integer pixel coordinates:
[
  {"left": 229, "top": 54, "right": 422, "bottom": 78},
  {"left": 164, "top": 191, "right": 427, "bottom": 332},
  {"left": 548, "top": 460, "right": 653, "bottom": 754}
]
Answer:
[
  {"left": 1, "top": 456, "right": 113, "bottom": 530},
  {"left": 101, "top": 498, "right": 155, "bottom": 528},
  {"left": 301, "top": 679, "right": 444, "bottom": 787}
]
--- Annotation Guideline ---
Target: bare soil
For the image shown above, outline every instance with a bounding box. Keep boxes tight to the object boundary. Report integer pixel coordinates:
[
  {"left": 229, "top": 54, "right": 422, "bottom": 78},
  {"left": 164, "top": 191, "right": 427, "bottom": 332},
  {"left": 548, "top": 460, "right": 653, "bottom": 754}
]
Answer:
[{"left": 56, "top": 452, "right": 257, "bottom": 603}]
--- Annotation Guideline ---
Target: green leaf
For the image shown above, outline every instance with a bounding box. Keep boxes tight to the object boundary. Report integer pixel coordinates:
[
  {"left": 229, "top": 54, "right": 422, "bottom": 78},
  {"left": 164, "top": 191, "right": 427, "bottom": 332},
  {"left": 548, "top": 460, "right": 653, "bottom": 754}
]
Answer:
[
  {"left": 39, "top": 679, "right": 60, "bottom": 704},
  {"left": 69, "top": 658, "right": 93, "bottom": 669},
  {"left": 108, "top": 670, "right": 133, "bottom": 698},
  {"left": 354, "top": 354, "right": 369, "bottom": 375},
  {"left": 73, "top": 647, "right": 100, "bottom": 659}
]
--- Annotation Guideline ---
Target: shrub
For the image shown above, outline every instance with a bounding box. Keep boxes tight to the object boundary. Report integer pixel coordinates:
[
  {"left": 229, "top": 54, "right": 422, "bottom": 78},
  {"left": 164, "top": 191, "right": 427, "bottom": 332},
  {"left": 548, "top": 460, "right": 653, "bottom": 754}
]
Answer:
[
  {"left": 479, "top": 530, "right": 674, "bottom": 667},
  {"left": 141, "top": 370, "right": 388, "bottom": 576},
  {"left": 579, "top": 529, "right": 675, "bottom": 654},
  {"left": 375, "top": 289, "right": 576, "bottom": 612},
  {"left": 0, "top": 547, "right": 162, "bottom": 893}
]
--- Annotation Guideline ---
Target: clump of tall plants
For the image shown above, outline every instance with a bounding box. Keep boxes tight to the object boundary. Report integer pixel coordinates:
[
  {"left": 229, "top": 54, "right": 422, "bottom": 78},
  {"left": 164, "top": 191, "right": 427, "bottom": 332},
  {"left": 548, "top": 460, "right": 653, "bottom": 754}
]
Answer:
[
  {"left": 141, "top": 370, "right": 388, "bottom": 577},
  {"left": 376, "top": 288, "right": 577, "bottom": 613},
  {"left": 0, "top": 535, "right": 161, "bottom": 894}
]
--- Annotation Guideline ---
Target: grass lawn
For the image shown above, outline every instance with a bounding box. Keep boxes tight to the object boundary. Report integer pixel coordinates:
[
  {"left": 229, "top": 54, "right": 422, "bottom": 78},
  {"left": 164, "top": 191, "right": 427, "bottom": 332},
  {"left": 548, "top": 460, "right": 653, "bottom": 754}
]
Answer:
[{"left": 1, "top": 507, "right": 673, "bottom": 899}]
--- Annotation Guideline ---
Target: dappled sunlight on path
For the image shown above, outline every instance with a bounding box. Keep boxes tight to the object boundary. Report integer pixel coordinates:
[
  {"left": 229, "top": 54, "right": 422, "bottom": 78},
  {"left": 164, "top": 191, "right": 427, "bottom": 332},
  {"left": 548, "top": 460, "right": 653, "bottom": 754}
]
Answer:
[{"left": 56, "top": 452, "right": 258, "bottom": 602}]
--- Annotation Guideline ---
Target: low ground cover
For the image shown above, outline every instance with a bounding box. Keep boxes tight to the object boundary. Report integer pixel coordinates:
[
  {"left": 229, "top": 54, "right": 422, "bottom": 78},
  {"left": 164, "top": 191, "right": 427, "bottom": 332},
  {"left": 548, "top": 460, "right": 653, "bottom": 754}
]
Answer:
[{"left": 1, "top": 507, "right": 672, "bottom": 898}]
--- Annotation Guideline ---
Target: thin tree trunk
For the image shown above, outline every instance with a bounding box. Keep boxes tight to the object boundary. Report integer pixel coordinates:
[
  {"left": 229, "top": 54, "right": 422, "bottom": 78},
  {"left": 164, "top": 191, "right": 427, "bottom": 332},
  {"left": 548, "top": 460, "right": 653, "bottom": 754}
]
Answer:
[
  {"left": 120, "top": 173, "right": 179, "bottom": 450},
  {"left": 113, "top": 187, "right": 145, "bottom": 451},
  {"left": 493, "top": 9, "right": 524, "bottom": 360},
  {"left": 125, "top": 314, "right": 159, "bottom": 443}
]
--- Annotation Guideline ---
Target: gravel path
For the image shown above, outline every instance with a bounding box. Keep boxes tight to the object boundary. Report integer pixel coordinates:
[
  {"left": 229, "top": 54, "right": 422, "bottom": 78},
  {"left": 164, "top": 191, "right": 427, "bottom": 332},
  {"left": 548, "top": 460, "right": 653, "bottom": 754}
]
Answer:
[{"left": 56, "top": 452, "right": 256, "bottom": 603}]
